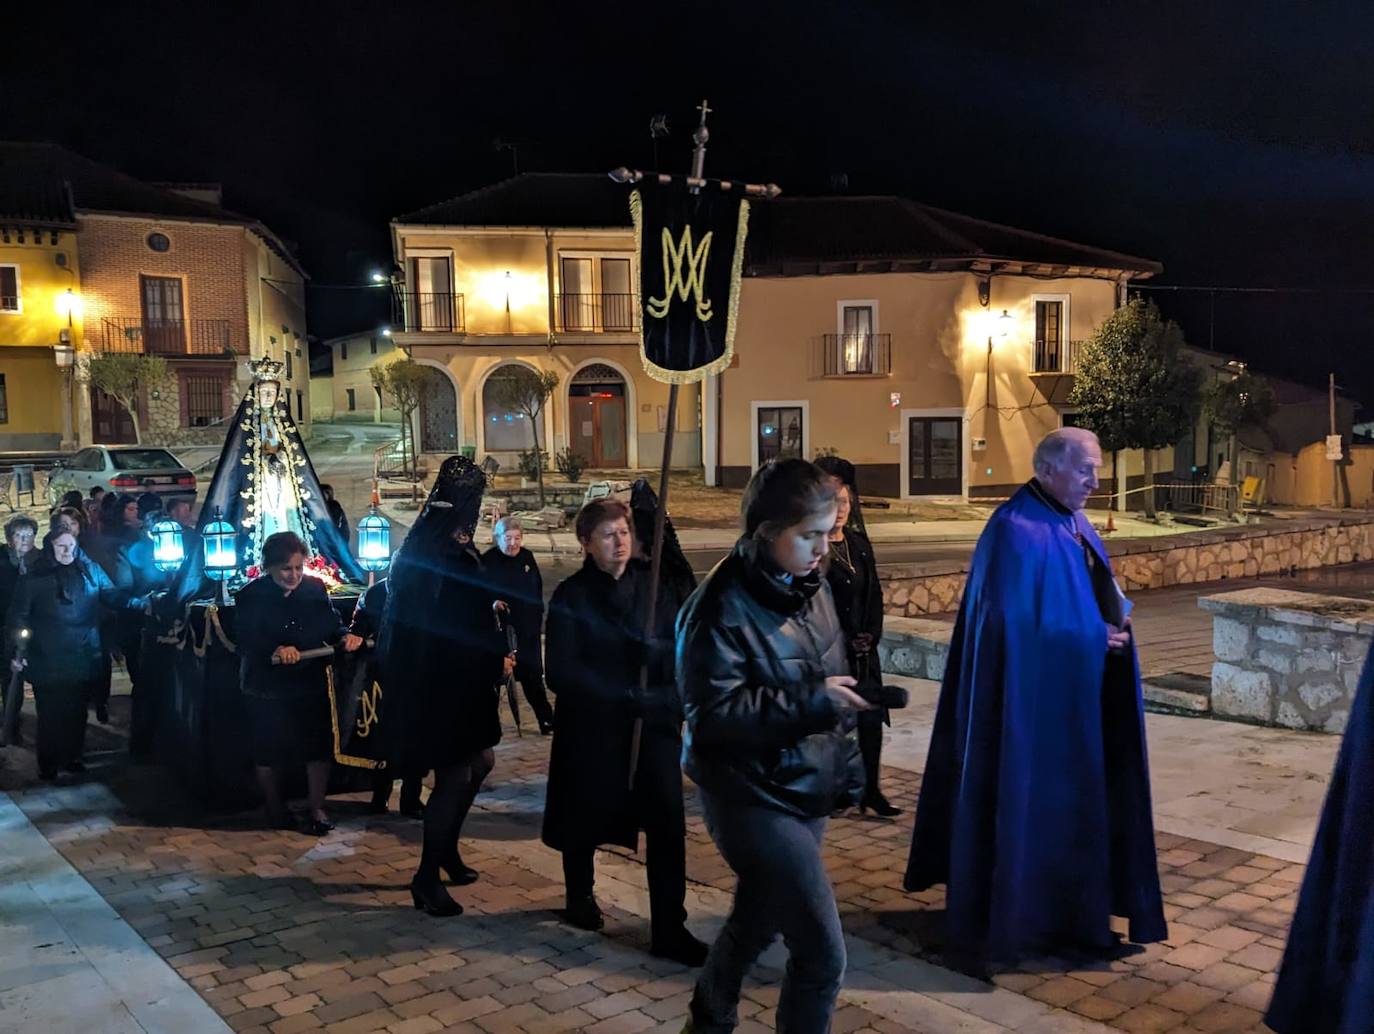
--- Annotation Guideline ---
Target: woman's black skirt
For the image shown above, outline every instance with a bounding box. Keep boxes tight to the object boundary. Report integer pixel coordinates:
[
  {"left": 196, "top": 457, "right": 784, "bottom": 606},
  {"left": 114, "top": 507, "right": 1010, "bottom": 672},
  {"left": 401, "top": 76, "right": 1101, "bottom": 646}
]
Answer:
[{"left": 246, "top": 692, "right": 333, "bottom": 767}]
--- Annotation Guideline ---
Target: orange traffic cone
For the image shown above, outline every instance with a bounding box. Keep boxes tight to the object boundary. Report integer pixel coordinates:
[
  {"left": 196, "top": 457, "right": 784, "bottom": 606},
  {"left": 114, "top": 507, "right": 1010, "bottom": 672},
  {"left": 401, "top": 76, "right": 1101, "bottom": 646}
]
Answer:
[{"left": 1104, "top": 509, "right": 1117, "bottom": 534}]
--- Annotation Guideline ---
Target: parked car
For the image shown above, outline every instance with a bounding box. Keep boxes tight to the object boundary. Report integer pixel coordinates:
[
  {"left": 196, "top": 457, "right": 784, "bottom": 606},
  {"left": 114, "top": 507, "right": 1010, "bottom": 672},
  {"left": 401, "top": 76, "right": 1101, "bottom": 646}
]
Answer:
[{"left": 46, "top": 446, "right": 198, "bottom": 506}]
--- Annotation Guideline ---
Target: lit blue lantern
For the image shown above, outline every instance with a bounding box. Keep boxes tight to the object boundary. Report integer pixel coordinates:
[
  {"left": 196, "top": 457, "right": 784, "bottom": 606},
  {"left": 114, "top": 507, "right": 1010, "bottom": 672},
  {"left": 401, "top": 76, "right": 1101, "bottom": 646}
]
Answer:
[
  {"left": 357, "top": 506, "right": 391, "bottom": 573},
  {"left": 151, "top": 517, "right": 186, "bottom": 573},
  {"left": 202, "top": 507, "right": 237, "bottom": 581}
]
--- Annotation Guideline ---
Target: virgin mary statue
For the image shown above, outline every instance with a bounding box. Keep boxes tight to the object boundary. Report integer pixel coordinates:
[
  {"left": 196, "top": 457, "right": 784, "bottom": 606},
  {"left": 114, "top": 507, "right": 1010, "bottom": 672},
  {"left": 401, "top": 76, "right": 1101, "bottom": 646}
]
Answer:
[{"left": 172, "top": 356, "right": 363, "bottom": 603}]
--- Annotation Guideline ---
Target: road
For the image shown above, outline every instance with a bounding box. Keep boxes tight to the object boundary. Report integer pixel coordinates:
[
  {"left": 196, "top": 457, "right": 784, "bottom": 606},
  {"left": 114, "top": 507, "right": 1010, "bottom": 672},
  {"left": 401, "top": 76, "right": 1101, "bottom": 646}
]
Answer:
[{"left": 302, "top": 420, "right": 402, "bottom": 544}]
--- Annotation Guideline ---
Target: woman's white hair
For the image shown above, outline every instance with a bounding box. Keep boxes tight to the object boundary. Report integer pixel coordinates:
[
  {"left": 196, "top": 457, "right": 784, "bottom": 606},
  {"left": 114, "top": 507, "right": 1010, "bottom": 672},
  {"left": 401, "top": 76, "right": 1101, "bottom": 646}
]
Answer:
[
  {"left": 1033, "top": 427, "right": 1100, "bottom": 476},
  {"left": 493, "top": 515, "right": 523, "bottom": 537}
]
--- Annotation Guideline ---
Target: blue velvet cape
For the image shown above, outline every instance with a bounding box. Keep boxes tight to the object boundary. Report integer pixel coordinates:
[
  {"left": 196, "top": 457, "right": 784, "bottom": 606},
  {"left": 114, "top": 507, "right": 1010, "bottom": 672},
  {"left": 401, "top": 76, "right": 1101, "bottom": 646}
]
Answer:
[
  {"left": 904, "top": 482, "right": 1167, "bottom": 960},
  {"left": 1266, "top": 645, "right": 1374, "bottom": 1034}
]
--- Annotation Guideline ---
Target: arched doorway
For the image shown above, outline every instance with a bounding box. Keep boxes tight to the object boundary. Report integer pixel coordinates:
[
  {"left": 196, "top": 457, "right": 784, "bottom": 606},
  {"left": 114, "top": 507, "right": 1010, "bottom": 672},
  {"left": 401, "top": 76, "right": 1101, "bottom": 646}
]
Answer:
[
  {"left": 416, "top": 365, "right": 458, "bottom": 453},
  {"left": 569, "top": 363, "right": 627, "bottom": 468}
]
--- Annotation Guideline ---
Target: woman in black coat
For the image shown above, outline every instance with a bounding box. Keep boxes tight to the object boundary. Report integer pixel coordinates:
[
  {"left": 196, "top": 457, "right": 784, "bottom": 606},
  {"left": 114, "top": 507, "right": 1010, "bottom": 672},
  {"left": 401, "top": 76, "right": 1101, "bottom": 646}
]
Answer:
[
  {"left": 236, "top": 531, "right": 360, "bottom": 835},
  {"left": 542, "top": 497, "right": 706, "bottom": 965},
  {"left": 7, "top": 529, "right": 138, "bottom": 779},
  {"left": 483, "top": 515, "right": 555, "bottom": 734},
  {"left": 377, "top": 457, "right": 511, "bottom": 917},
  {"left": 816, "top": 456, "right": 898, "bottom": 817},
  {"left": 678, "top": 458, "right": 872, "bottom": 1034},
  {"left": 0, "top": 515, "right": 37, "bottom": 745}
]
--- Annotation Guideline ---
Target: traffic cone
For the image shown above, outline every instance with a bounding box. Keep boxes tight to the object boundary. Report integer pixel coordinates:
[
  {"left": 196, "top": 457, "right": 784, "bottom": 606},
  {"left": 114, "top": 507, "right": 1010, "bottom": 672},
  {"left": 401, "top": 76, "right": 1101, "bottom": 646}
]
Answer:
[{"left": 1105, "top": 509, "right": 1117, "bottom": 534}]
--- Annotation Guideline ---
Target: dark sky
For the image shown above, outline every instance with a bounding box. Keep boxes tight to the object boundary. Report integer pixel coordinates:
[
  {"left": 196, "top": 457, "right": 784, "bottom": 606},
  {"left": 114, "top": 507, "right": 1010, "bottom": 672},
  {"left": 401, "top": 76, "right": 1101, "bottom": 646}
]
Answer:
[{"left": 7, "top": 1, "right": 1374, "bottom": 407}]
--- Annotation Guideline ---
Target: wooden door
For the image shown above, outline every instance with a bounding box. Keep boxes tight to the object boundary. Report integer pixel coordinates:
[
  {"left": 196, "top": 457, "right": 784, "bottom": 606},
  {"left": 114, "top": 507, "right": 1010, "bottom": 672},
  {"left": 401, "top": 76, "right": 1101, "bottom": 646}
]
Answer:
[
  {"left": 907, "top": 417, "right": 962, "bottom": 495},
  {"left": 140, "top": 276, "right": 185, "bottom": 354},
  {"left": 92, "top": 387, "right": 137, "bottom": 444}
]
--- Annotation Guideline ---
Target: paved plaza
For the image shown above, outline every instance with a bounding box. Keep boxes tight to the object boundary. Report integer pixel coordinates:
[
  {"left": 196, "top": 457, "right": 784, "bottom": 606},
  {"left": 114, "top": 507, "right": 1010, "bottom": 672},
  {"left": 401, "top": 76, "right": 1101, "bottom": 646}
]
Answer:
[{"left": 0, "top": 645, "right": 1341, "bottom": 1034}]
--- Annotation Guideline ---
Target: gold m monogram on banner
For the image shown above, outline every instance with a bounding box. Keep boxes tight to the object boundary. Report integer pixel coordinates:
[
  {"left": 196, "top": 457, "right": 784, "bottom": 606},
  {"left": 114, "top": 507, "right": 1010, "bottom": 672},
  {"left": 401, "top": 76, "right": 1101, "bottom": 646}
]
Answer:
[{"left": 647, "top": 225, "right": 713, "bottom": 322}]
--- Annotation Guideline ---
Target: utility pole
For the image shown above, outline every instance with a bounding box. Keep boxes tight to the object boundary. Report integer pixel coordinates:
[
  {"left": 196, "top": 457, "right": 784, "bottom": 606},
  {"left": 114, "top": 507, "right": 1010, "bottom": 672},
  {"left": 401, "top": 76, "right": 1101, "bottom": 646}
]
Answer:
[{"left": 1330, "top": 372, "right": 1341, "bottom": 509}]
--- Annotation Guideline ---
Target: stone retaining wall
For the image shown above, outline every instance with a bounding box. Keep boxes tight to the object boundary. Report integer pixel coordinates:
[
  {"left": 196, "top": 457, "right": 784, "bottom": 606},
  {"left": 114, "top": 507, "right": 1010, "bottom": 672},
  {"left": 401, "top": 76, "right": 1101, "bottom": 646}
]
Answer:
[
  {"left": 1199, "top": 587, "right": 1374, "bottom": 734},
  {"left": 881, "top": 515, "right": 1374, "bottom": 618}
]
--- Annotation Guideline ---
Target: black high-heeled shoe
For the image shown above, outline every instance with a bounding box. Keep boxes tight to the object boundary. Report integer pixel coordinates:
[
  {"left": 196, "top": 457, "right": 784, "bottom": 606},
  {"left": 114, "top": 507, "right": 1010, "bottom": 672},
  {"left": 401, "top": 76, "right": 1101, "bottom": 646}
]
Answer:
[
  {"left": 859, "top": 791, "right": 901, "bottom": 818},
  {"left": 409, "top": 878, "right": 463, "bottom": 917},
  {"left": 439, "top": 854, "right": 479, "bottom": 886}
]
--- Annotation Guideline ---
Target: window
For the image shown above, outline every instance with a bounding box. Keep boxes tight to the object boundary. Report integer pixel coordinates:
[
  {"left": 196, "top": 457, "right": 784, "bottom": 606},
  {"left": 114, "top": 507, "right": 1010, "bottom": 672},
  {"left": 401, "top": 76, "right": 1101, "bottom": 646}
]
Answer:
[
  {"left": 838, "top": 303, "right": 876, "bottom": 374},
  {"left": 110, "top": 449, "right": 182, "bottom": 471},
  {"left": 369, "top": 336, "right": 378, "bottom": 355},
  {"left": 140, "top": 275, "right": 185, "bottom": 353},
  {"left": 558, "top": 253, "right": 636, "bottom": 330},
  {"left": 1033, "top": 296, "right": 1070, "bottom": 373},
  {"left": 0, "top": 374, "right": 7, "bottom": 423},
  {"left": 183, "top": 375, "right": 225, "bottom": 427},
  {"left": 296, "top": 390, "right": 303, "bottom": 422},
  {"left": 409, "top": 255, "right": 455, "bottom": 330},
  {"left": 482, "top": 367, "right": 533, "bottom": 451},
  {"left": 0, "top": 266, "right": 18, "bottom": 312},
  {"left": 146, "top": 232, "right": 171, "bottom": 253},
  {"left": 340, "top": 340, "right": 348, "bottom": 361},
  {"left": 756, "top": 405, "right": 804, "bottom": 465},
  {"left": 285, "top": 352, "right": 293, "bottom": 380},
  {"left": 346, "top": 388, "right": 356, "bottom": 411}
]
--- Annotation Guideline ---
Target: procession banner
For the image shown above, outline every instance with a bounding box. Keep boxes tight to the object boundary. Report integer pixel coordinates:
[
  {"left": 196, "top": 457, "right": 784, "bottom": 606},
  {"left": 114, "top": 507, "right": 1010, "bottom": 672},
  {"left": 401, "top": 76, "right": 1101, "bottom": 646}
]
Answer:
[
  {"left": 328, "top": 655, "right": 387, "bottom": 770},
  {"left": 631, "top": 185, "right": 749, "bottom": 384}
]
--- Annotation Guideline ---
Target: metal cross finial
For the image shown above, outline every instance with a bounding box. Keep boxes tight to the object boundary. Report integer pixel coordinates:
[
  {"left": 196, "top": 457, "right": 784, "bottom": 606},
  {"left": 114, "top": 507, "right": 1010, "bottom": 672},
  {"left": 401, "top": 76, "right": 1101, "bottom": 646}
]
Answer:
[
  {"left": 690, "top": 99, "right": 711, "bottom": 187},
  {"left": 696, "top": 99, "right": 712, "bottom": 126}
]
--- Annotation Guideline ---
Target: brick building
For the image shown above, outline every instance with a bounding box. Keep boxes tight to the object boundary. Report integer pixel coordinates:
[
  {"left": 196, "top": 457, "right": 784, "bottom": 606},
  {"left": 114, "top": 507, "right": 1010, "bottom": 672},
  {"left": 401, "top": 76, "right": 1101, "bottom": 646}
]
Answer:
[{"left": 0, "top": 143, "right": 310, "bottom": 448}]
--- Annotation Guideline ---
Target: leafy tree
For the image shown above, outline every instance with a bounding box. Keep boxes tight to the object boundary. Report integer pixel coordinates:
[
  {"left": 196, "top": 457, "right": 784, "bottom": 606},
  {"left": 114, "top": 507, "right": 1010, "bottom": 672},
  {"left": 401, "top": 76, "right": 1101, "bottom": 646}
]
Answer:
[
  {"left": 1201, "top": 370, "right": 1277, "bottom": 483},
  {"left": 486, "top": 366, "right": 561, "bottom": 505},
  {"left": 370, "top": 357, "right": 428, "bottom": 492},
  {"left": 1068, "top": 299, "right": 1202, "bottom": 518},
  {"left": 80, "top": 352, "right": 170, "bottom": 445}
]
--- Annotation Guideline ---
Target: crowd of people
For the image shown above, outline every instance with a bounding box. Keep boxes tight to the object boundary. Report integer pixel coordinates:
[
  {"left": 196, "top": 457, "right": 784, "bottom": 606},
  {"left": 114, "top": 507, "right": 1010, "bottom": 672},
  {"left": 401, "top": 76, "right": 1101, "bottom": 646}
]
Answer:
[{"left": 1, "top": 430, "right": 1367, "bottom": 1034}]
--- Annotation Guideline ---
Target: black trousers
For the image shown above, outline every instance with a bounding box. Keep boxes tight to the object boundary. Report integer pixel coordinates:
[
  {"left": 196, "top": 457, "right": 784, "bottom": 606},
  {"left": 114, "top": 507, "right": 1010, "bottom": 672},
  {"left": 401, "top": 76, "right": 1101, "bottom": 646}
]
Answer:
[
  {"left": 560, "top": 737, "right": 688, "bottom": 943},
  {"left": 34, "top": 678, "right": 96, "bottom": 775},
  {"left": 514, "top": 663, "right": 554, "bottom": 727},
  {"left": 857, "top": 710, "right": 885, "bottom": 795}
]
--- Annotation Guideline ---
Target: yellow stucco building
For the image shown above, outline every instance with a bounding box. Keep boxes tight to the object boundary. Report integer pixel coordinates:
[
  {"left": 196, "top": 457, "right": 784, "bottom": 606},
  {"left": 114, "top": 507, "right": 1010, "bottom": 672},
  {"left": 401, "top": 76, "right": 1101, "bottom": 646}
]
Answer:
[{"left": 391, "top": 175, "right": 1160, "bottom": 497}]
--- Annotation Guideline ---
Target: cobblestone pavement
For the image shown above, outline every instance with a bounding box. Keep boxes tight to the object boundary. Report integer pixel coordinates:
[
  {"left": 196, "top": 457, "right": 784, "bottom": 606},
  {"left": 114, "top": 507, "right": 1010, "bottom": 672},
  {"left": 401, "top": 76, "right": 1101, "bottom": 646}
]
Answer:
[{"left": 0, "top": 693, "right": 1300, "bottom": 1034}]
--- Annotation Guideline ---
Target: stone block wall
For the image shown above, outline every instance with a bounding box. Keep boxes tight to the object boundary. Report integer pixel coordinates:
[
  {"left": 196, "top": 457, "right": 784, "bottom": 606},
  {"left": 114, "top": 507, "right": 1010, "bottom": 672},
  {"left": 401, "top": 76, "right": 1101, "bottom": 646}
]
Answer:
[
  {"left": 877, "top": 617, "right": 953, "bottom": 681},
  {"left": 881, "top": 516, "right": 1374, "bottom": 619},
  {"left": 1199, "top": 587, "right": 1374, "bottom": 734}
]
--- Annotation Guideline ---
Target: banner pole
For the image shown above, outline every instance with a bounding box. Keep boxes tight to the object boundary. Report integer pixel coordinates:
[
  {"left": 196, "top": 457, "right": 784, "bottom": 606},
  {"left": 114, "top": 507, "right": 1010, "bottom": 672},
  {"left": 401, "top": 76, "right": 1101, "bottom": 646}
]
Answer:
[{"left": 628, "top": 99, "right": 712, "bottom": 790}]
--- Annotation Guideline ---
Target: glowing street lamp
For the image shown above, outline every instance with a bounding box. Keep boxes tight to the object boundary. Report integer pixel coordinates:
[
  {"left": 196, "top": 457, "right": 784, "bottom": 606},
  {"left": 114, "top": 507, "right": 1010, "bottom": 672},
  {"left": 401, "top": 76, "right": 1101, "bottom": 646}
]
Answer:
[{"left": 151, "top": 517, "right": 186, "bottom": 573}]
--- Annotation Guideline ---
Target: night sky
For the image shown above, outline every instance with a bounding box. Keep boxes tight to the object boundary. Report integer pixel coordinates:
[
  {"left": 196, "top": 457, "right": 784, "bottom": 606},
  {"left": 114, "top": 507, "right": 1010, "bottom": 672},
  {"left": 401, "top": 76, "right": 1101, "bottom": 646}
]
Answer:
[{"left": 7, "top": 1, "right": 1373, "bottom": 408}]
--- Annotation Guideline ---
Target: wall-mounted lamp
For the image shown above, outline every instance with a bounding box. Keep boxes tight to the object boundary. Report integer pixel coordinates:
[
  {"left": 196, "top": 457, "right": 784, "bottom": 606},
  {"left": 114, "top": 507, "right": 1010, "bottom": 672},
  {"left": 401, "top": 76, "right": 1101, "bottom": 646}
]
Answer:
[{"left": 977, "top": 276, "right": 991, "bottom": 308}]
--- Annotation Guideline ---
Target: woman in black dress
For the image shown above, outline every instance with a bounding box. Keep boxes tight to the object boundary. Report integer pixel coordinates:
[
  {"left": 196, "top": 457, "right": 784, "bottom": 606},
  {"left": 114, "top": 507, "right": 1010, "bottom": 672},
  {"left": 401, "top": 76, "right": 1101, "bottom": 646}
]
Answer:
[
  {"left": 236, "top": 531, "right": 362, "bottom": 835},
  {"left": 378, "top": 457, "right": 511, "bottom": 917},
  {"left": 7, "top": 529, "right": 138, "bottom": 779},
  {"left": 816, "top": 456, "right": 899, "bottom": 817}
]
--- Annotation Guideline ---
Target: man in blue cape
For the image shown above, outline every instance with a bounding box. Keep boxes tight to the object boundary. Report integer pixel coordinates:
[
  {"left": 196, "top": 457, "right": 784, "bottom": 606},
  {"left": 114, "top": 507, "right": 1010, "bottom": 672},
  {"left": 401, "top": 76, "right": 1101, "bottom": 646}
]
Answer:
[
  {"left": 1265, "top": 643, "right": 1374, "bottom": 1034},
  {"left": 904, "top": 427, "right": 1166, "bottom": 967}
]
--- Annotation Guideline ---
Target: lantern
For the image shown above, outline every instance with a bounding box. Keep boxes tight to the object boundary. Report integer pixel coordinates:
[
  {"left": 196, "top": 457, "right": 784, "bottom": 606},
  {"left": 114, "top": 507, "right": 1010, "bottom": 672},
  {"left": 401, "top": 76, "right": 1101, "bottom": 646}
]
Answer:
[
  {"left": 151, "top": 517, "right": 186, "bottom": 573},
  {"left": 202, "top": 507, "right": 237, "bottom": 581},
  {"left": 357, "top": 506, "right": 391, "bottom": 574}
]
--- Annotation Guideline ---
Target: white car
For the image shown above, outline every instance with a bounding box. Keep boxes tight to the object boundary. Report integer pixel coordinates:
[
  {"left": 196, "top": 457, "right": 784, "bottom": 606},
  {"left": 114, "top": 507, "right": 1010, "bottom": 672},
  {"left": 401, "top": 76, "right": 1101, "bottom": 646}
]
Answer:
[{"left": 47, "top": 446, "right": 197, "bottom": 506}]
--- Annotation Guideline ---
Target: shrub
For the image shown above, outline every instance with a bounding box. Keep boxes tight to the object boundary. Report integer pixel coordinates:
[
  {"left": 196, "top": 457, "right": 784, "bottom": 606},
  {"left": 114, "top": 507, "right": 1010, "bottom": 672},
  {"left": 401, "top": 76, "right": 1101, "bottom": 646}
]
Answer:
[{"left": 554, "top": 447, "right": 588, "bottom": 483}]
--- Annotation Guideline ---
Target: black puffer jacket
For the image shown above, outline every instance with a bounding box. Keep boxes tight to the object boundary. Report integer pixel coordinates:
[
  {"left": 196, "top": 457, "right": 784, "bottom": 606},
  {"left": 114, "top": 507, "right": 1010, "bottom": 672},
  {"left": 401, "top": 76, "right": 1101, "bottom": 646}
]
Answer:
[{"left": 678, "top": 537, "right": 863, "bottom": 818}]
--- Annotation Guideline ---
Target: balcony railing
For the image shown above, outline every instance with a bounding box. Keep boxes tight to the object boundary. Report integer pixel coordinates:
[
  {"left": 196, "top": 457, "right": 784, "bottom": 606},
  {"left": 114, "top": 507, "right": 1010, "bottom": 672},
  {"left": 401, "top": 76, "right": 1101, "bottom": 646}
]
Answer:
[
  {"left": 1033, "top": 337, "right": 1082, "bottom": 374},
  {"left": 821, "top": 333, "right": 892, "bottom": 377},
  {"left": 393, "top": 291, "right": 465, "bottom": 333},
  {"left": 555, "top": 293, "right": 640, "bottom": 333},
  {"left": 99, "top": 317, "right": 235, "bottom": 355}
]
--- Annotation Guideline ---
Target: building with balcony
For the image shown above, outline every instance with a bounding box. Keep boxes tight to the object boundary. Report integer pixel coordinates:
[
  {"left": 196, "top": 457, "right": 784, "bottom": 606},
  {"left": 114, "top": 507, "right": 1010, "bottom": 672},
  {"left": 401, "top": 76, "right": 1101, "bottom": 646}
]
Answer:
[
  {"left": 0, "top": 143, "right": 310, "bottom": 448},
  {"left": 716, "top": 196, "right": 1160, "bottom": 497},
  {"left": 390, "top": 175, "right": 700, "bottom": 472},
  {"left": 390, "top": 174, "right": 1163, "bottom": 495}
]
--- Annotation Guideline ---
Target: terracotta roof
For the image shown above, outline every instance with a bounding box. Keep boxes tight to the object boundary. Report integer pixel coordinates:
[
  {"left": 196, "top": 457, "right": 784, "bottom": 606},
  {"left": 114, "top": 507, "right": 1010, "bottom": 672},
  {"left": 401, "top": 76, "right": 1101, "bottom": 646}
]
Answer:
[
  {"left": 393, "top": 173, "right": 1159, "bottom": 277},
  {"left": 0, "top": 142, "right": 306, "bottom": 276}
]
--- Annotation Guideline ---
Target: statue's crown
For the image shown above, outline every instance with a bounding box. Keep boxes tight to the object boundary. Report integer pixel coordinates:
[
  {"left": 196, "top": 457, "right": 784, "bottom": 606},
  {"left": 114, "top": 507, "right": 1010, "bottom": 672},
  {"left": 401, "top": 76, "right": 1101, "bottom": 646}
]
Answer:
[{"left": 250, "top": 356, "right": 285, "bottom": 381}]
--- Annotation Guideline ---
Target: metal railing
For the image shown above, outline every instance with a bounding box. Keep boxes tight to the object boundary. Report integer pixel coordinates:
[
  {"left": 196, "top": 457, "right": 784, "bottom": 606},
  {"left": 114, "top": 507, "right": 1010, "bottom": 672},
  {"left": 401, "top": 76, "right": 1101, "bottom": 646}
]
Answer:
[
  {"left": 821, "top": 333, "right": 892, "bottom": 377},
  {"left": 1033, "top": 337, "right": 1082, "bottom": 374},
  {"left": 555, "top": 293, "right": 639, "bottom": 332},
  {"left": 393, "top": 292, "right": 465, "bottom": 332},
  {"left": 98, "top": 317, "right": 235, "bottom": 354},
  {"left": 1148, "top": 480, "right": 1240, "bottom": 519}
]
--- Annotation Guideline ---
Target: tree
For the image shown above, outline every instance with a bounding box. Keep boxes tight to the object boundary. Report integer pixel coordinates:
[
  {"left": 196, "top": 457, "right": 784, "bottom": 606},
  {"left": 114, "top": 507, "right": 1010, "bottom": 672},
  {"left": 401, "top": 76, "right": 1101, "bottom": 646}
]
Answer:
[
  {"left": 80, "top": 352, "right": 170, "bottom": 445},
  {"left": 370, "top": 357, "right": 428, "bottom": 493},
  {"left": 485, "top": 365, "right": 561, "bottom": 506},
  {"left": 1068, "top": 299, "right": 1202, "bottom": 518},
  {"left": 1202, "top": 370, "right": 1277, "bottom": 485}
]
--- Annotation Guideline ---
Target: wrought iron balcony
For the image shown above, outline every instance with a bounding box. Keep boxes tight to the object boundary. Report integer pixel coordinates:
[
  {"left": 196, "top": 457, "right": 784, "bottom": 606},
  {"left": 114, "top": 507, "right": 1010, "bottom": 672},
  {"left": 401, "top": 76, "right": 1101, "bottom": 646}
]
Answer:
[
  {"left": 821, "top": 333, "right": 891, "bottom": 377},
  {"left": 1032, "top": 338, "right": 1083, "bottom": 375},
  {"left": 393, "top": 291, "right": 466, "bottom": 333},
  {"left": 99, "top": 317, "right": 235, "bottom": 355},
  {"left": 555, "top": 293, "right": 640, "bottom": 333}
]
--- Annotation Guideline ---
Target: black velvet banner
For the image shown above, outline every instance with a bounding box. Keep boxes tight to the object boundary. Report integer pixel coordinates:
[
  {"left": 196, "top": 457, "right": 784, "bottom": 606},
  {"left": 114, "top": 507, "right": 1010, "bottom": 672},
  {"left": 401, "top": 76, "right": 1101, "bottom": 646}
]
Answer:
[{"left": 631, "top": 185, "right": 749, "bottom": 384}]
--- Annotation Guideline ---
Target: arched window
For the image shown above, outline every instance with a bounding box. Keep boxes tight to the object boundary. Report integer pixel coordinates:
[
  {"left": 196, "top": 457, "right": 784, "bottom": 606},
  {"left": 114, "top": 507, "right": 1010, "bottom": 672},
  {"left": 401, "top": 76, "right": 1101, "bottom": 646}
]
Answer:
[{"left": 482, "top": 365, "right": 533, "bottom": 451}]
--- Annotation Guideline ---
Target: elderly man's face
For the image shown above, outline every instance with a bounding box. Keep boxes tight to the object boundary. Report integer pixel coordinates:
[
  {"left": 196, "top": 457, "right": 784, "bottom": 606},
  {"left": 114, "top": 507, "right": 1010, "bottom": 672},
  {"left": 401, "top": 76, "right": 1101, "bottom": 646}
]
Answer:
[{"left": 1041, "top": 439, "right": 1103, "bottom": 512}]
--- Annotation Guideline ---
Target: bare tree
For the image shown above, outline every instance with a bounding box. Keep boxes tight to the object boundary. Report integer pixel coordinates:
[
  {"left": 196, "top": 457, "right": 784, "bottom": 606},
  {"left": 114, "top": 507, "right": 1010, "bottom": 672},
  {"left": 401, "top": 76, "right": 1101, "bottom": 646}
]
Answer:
[
  {"left": 486, "top": 366, "right": 561, "bottom": 506},
  {"left": 370, "top": 357, "right": 428, "bottom": 497},
  {"left": 80, "top": 352, "right": 170, "bottom": 445}
]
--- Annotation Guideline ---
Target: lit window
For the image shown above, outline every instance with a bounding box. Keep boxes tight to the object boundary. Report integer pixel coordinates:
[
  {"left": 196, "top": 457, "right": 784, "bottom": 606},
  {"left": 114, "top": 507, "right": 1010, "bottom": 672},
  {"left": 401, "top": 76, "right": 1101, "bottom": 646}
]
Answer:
[{"left": 0, "top": 266, "right": 18, "bottom": 312}]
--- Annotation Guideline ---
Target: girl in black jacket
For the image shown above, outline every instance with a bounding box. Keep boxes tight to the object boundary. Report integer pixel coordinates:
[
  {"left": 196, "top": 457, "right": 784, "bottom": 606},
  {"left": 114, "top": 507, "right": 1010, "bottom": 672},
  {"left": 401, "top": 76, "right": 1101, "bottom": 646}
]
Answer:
[
  {"left": 7, "top": 530, "right": 138, "bottom": 779},
  {"left": 678, "top": 459, "right": 872, "bottom": 1034}
]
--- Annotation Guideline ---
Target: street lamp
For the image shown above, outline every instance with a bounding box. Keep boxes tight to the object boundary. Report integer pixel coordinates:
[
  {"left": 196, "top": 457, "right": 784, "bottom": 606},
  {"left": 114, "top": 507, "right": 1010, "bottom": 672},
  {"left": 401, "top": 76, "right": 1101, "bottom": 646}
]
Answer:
[{"left": 370, "top": 271, "right": 387, "bottom": 285}]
